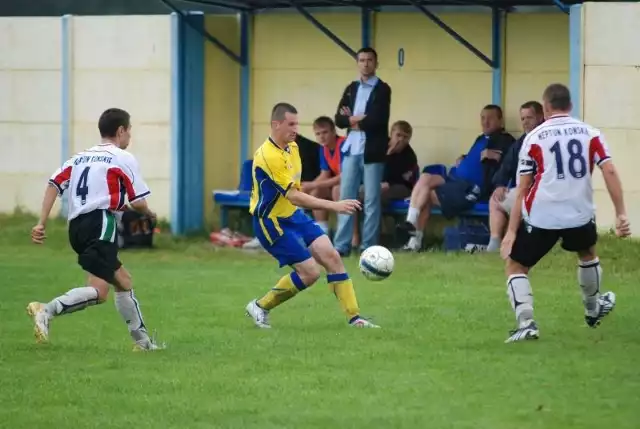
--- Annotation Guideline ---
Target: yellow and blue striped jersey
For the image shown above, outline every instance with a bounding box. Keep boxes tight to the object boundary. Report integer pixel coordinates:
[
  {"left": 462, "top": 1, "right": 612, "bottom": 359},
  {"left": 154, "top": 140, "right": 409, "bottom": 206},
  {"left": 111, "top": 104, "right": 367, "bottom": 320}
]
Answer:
[{"left": 249, "top": 137, "right": 302, "bottom": 220}]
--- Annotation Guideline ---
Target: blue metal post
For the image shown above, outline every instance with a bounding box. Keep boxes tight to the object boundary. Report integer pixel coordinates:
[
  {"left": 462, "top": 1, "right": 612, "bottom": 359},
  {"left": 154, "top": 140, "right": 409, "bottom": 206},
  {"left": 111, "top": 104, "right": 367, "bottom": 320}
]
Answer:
[
  {"left": 491, "top": 8, "right": 502, "bottom": 106},
  {"left": 240, "top": 12, "right": 251, "bottom": 170},
  {"left": 569, "top": 4, "right": 583, "bottom": 118},
  {"left": 182, "top": 11, "right": 205, "bottom": 233},
  {"left": 552, "top": 0, "right": 570, "bottom": 14},
  {"left": 361, "top": 8, "right": 372, "bottom": 49},
  {"left": 170, "top": 12, "right": 183, "bottom": 234},
  {"left": 60, "top": 15, "right": 72, "bottom": 218}
]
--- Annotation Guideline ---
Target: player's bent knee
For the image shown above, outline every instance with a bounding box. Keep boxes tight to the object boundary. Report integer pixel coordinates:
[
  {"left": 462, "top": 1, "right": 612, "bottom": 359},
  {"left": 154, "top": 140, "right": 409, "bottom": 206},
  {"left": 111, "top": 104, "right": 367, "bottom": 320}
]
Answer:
[
  {"left": 295, "top": 260, "right": 321, "bottom": 286},
  {"left": 86, "top": 275, "right": 110, "bottom": 302},
  {"left": 505, "top": 258, "right": 528, "bottom": 277},
  {"left": 112, "top": 267, "right": 133, "bottom": 292},
  {"left": 577, "top": 246, "right": 597, "bottom": 262}
]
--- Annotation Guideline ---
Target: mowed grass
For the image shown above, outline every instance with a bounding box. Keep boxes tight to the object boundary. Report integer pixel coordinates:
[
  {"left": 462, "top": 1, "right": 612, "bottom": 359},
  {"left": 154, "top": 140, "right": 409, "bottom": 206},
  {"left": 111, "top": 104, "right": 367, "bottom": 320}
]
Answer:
[{"left": 1, "top": 214, "right": 640, "bottom": 429}]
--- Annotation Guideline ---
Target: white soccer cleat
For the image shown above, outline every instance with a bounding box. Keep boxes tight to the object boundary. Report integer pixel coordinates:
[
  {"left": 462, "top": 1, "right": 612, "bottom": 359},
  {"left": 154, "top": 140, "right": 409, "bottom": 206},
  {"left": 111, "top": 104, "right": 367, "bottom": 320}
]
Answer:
[
  {"left": 349, "top": 317, "right": 380, "bottom": 328},
  {"left": 585, "top": 291, "right": 616, "bottom": 328},
  {"left": 132, "top": 330, "right": 166, "bottom": 352},
  {"left": 26, "top": 302, "right": 50, "bottom": 343},
  {"left": 245, "top": 299, "right": 271, "bottom": 329},
  {"left": 505, "top": 320, "right": 539, "bottom": 343}
]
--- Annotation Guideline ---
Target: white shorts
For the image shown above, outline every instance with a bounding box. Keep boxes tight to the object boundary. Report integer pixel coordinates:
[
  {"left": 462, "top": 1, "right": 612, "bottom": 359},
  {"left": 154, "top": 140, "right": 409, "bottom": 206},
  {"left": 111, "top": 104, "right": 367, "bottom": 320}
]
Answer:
[{"left": 500, "top": 188, "right": 517, "bottom": 214}]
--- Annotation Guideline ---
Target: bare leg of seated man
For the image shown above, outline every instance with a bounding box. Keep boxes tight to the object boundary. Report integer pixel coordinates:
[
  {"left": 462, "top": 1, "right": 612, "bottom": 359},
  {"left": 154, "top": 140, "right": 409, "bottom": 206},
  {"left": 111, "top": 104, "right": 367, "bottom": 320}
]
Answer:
[
  {"left": 488, "top": 187, "right": 516, "bottom": 252},
  {"left": 310, "top": 186, "right": 333, "bottom": 235},
  {"left": 397, "top": 173, "right": 445, "bottom": 251}
]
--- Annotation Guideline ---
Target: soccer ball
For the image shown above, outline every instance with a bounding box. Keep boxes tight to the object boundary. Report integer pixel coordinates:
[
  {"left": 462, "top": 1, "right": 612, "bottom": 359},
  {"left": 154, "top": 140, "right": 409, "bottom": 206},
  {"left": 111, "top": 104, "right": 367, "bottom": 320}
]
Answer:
[{"left": 359, "top": 245, "right": 394, "bottom": 281}]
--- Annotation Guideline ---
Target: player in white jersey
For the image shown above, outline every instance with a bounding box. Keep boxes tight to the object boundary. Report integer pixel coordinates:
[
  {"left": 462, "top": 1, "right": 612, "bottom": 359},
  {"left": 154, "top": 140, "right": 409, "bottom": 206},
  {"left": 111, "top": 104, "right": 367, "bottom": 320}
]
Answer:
[
  {"left": 500, "top": 83, "right": 631, "bottom": 343},
  {"left": 27, "top": 108, "right": 164, "bottom": 351}
]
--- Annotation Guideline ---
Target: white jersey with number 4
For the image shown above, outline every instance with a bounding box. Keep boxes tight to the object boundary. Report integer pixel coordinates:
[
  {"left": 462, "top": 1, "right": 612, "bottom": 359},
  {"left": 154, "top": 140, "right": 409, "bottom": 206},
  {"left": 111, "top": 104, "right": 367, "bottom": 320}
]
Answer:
[
  {"left": 49, "top": 143, "right": 151, "bottom": 221},
  {"left": 517, "top": 114, "right": 611, "bottom": 230}
]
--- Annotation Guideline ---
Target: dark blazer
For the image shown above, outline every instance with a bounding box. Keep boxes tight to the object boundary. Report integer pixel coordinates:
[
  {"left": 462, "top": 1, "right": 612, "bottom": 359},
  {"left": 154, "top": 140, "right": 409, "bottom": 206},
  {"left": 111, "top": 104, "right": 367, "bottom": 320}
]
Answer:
[
  {"left": 295, "top": 134, "right": 321, "bottom": 182},
  {"left": 334, "top": 78, "right": 391, "bottom": 164},
  {"left": 493, "top": 133, "right": 525, "bottom": 188},
  {"left": 481, "top": 129, "right": 516, "bottom": 199}
]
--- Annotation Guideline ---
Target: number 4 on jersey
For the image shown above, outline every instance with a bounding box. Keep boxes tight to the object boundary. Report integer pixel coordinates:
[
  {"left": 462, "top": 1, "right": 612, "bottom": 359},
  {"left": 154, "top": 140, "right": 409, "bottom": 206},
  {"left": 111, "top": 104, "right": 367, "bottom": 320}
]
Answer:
[
  {"left": 76, "top": 166, "right": 90, "bottom": 205},
  {"left": 550, "top": 139, "right": 587, "bottom": 180}
]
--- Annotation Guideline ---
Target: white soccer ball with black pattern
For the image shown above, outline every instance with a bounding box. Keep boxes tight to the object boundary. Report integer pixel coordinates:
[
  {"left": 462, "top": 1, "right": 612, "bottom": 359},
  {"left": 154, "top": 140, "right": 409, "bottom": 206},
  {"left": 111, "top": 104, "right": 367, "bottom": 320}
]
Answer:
[{"left": 359, "top": 245, "right": 394, "bottom": 281}]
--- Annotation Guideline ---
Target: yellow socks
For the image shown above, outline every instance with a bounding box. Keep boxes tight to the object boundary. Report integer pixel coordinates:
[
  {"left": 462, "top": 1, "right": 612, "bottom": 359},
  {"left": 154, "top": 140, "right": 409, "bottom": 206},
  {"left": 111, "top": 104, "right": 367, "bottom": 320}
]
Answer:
[
  {"left": 257, "top": 272, "right": 307, "bottom": 311},
  {"left": 327, "top": 273, "right": 360, "bottom": 321}
]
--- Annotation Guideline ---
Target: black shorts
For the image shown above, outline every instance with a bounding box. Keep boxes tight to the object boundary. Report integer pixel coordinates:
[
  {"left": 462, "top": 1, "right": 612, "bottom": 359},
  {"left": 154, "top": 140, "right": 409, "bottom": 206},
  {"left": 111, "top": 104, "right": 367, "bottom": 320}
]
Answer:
[
  {"left": 509, "top": 219, "right": 598, "bottom": 268},
  {"left": 434, "top": 179, "right": 478, "bottom": 219},
  {"left": 68, "top": 210, "right": 122, "bottom": 283}
]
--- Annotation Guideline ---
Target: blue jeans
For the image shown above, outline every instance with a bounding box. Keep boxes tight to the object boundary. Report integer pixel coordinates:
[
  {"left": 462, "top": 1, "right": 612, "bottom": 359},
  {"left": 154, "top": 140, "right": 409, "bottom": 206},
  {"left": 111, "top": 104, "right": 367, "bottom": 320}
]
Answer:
[{"left": 333, "top": 154, "right": 385, "bottom": 253}]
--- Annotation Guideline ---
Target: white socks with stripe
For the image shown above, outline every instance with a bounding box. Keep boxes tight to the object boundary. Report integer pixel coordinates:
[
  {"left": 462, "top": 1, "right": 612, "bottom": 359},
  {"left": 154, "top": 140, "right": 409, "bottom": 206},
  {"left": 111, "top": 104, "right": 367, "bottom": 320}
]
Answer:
[
  {"left": 45, "top": 286, "right": 100, "bottom": 316},
  {"left": 407, "top": 207, "right": 420, "bottom": 226},
  {"left": 507, "top": 274, "right": 534, "bottom": 328},
  {"left": 578, "top": 258, "right": 602, "bottom": 317},
  {"left": 114, "top": 290, "right": 149, "bottom": 343}
]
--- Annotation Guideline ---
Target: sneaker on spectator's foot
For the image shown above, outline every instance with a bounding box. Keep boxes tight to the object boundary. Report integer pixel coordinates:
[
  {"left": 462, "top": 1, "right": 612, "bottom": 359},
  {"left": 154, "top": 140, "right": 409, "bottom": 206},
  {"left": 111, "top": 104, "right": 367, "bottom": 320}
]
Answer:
[
  {"left": 585, "top": 291, "right": 616, "bottom": 328},
  {"left": 402, "top": 236, "right": 421, "bottom": 252},
  {"left": 242, "top": 237, "right": 262, "bottom": 250}
]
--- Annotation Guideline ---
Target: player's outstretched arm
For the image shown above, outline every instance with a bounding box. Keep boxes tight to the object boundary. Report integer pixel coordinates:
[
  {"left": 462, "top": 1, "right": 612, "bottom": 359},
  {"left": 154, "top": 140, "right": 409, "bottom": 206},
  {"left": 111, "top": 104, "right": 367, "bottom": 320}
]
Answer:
[
  {"left": 286, "top": 188, "right": 360, "bottom": 214},
  {"left": 32, "top": 184, "right": 59, "bottom": 244},
  {"left": 600, "top": 162, "right": 630, "bottom": 237}
]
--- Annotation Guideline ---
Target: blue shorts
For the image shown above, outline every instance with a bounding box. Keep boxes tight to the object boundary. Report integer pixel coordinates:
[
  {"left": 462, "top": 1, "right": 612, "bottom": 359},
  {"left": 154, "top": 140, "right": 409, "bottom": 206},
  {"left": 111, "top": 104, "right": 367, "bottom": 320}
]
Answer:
[{"left": 253, "top": 210, "right": 325, "bottom": 267}]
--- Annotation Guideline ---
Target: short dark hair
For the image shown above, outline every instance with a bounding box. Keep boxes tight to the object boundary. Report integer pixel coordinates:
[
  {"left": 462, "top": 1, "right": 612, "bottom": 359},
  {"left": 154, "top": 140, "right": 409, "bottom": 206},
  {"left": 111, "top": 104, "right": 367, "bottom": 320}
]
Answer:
[
  {"left": 271, "top": 103, "right": 297, "bottom": 121},
  {"left": 520, "top": 100, "right": 544, "bottom": 116},
  {"left": 482, "top": 104, "right": 503, "bottom": 119},
  {"left": 356, "top": 47, "right": 378, "bottom": 61},
  {"left": 98, "top": 108, "right": 130, "bottom": 138},
  {"left": 542, "top": 83, "right": 572, "bottom": 111},
  {"left": 392, "top": 120, "right": 413, "bottom": 135},
  {"left": 313, "top": 116, "right": 335, "bottom": 129}
]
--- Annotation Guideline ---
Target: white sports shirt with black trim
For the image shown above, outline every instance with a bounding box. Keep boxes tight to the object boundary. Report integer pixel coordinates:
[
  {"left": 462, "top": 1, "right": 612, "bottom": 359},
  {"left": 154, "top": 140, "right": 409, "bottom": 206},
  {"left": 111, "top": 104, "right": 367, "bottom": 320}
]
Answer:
[
  {"left": 49, "top": 143, "right": 151, "bottom": 221},
  {"left": 517, "top": 115, "right": 611, "bottom": 230}
]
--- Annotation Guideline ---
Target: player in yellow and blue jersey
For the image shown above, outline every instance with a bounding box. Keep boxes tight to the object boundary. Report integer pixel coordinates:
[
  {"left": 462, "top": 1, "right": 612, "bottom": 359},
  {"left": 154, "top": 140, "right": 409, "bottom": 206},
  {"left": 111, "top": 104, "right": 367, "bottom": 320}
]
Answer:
[{"left": 245, "top": 102, "right": 380, "bottom": 329}]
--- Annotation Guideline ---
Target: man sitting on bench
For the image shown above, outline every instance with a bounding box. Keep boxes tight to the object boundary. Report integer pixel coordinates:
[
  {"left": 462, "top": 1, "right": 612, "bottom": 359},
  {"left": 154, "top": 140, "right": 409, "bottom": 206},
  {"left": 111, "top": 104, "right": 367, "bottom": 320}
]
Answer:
[
  {"left": 301, "top": 116, "right": 345, "bottom": 235},
  {"left": 397, "top": 105, "right": 515, "bottom": 251}
]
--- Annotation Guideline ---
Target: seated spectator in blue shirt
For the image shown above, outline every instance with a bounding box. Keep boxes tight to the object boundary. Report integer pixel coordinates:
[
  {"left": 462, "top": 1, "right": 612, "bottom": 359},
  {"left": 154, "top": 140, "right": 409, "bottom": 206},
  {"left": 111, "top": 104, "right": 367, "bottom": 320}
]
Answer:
[
  {"left": 300, "top": 116, "right": 345, "bottom": 235},
  {"left": 486, "top": 101, "right": 544, "bottom": 252},
  {"left": 397, "top": 104, "right": 515, "bottom": 251}
]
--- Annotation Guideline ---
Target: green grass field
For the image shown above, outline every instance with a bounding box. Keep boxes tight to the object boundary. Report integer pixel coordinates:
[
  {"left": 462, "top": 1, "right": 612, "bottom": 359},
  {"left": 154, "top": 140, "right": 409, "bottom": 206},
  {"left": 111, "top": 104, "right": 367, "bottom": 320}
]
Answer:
[{"left": 1, "top": 214, "right": 640, "bottom": 429}]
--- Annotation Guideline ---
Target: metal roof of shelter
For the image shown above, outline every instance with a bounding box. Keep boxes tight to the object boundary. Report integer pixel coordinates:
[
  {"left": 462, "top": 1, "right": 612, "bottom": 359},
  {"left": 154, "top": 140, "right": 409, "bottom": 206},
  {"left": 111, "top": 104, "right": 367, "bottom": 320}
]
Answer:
[{"left": 181, "top": 0, "right": 587, "bottom": 11}]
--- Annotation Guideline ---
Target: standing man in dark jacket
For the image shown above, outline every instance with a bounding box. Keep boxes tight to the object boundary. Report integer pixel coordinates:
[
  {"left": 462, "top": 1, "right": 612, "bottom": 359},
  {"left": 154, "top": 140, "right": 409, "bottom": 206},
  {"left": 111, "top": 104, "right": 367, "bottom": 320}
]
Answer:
[
  {"left": 486, "top": 101, "right": 544, "bottom": 252},
  {"left": 333, "top": 47, "right": 391, "bottom": 255}
]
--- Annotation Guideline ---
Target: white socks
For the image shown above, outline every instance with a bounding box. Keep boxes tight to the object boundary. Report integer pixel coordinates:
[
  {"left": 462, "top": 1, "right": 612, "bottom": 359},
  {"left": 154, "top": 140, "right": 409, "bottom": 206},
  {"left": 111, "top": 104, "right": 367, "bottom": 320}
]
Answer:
[
  {"left": 114, "top": 290, "right": 149, "bottom": 343},
  {"left": 578, "top": 258, "right": 602, "bottom": 317},
  {"left": 45, "top": 287, "right": 100, "bottom": 316},
  {"left": 407, "top": 207, "right": 420, "bottom": 226},
  {"left": 507, "top": 274, "right": 534, "bottom": 327}
]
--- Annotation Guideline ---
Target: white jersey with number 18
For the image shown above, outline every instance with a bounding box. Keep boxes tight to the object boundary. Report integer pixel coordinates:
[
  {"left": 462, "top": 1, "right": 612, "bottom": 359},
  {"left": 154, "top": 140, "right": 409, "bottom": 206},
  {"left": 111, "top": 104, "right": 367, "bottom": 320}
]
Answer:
[
  {"left": 517, "top": 114, "right": 611, "bottom": 230},
  {"left": 49, "top": 143, "right": 151, "bottom": 221}
]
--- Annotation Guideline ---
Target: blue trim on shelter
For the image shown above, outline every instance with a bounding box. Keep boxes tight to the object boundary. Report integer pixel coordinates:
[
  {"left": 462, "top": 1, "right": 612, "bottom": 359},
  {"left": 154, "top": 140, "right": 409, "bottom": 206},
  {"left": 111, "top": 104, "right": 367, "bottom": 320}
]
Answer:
[
  {"left": 491, "top": 8, "right": 502, "bottom": 106},
  {"left": 569, "top": 4, "right": 582, "bottom": 119},
  {"left": 60, "top": 14, "right": 72, "bottom": 218},
  {"left": 240, "top": 12, "right": 251, "bottom": 170}
]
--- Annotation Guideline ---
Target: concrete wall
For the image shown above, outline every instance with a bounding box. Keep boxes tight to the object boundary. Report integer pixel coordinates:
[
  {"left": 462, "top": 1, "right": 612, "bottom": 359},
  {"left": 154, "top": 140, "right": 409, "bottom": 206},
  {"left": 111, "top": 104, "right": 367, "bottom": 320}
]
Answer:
[
  {"left": 251, "top": 13, "right": 360, "bottom": 152},
  {"left": 0, "top": 15, "right": 172, "bottom": 218},
  {"left": 504, "top": 12, "right": 569, "bottom": 135},
  {"left": 0, "top": 18, "right": 62, "bottom": 213},
  {"left": 582, "top": 2, "right": 640, "bottom": 232},
  {"left": 71, "top": 15, "right": 172, "bottom": 218}
]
